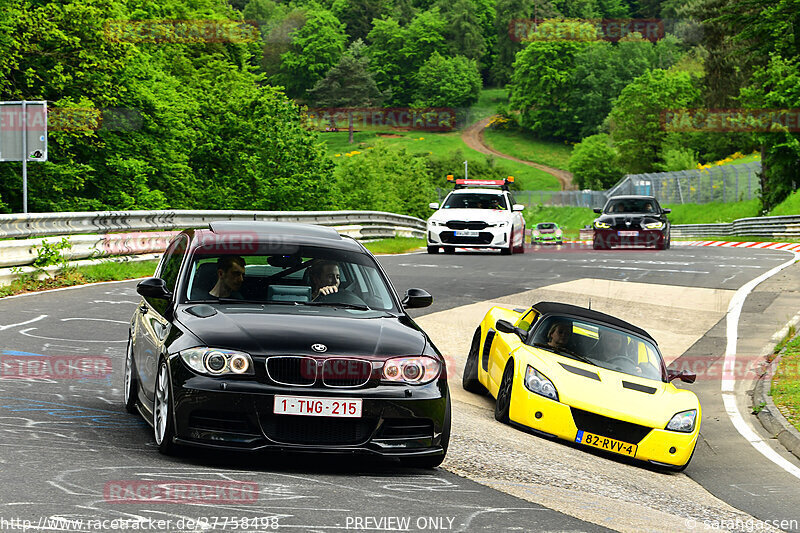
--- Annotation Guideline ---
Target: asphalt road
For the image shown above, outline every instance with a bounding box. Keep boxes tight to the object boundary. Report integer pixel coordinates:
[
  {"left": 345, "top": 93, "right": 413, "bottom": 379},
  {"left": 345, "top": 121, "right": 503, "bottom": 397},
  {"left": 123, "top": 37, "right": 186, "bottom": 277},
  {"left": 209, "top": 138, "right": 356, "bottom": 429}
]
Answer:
[{"left": 0, "top": 242, "right": 798, "bottom": 532}]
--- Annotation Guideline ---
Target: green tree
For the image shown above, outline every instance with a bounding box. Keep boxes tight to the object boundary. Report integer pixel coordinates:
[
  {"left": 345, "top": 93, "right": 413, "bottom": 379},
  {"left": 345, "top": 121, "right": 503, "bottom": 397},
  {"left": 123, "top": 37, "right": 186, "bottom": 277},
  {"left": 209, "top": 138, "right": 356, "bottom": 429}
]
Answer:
[
  {"left": 740, "top": 56, "right": 800, "bottom": 211},
  {"left": 277, "top": 7, "right": 347, "bottom": 99},
  {"left": 332, "top": 0, "right": 395, "bottom": 42},
  {"left": 366, "top": 9, "right": 447, "bottom": 105},
  {"left": 508, "top": 21, "right": 593, "bottom": 139},
  {"left": 492, "top": 0, "right": 535, "bottom": 85},
  {"left": 435, "top": 0, "right": 487, "bottom": 60},
  {"left": 308, "top": 39, "right": 387, "bottom": 143},
  {"left": 568, "top": 134, "right": 624, "bottom": 189},
  {"left": 608, "top": 69, "right": 701, "bottom": 174},
  {"left": 413, "top": 52, "right": 482, "bottom": 108},
  {"left": 567, "top": 35, "right": 680, "bottom": 140}
]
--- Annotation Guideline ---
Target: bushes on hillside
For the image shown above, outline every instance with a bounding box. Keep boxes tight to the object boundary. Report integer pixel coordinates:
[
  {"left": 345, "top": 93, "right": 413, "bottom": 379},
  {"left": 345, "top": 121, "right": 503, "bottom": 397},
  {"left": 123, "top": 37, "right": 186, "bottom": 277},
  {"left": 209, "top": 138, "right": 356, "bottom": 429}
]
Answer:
[{"left": 568, "top": 134, "right": 624, "bottom": 190}]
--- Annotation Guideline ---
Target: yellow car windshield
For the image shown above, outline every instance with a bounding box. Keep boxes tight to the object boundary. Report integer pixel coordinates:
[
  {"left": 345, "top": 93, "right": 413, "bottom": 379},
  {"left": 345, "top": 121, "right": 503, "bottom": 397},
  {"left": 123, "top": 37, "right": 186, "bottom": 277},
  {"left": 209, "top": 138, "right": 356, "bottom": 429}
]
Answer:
[{"left": 530, "top": 316, "right": 665, "bottom": 382}]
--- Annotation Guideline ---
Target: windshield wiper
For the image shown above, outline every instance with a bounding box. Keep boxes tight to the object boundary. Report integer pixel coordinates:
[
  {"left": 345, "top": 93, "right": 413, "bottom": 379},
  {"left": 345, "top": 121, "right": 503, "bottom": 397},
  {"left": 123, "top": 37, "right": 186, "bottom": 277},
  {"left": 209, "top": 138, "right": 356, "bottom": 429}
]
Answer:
[
  {"left": 532, "top": 343, "right": 593, "bottom": 365},
  {"left": 306, "top": 301, "right": 371, "bottom": 311}
]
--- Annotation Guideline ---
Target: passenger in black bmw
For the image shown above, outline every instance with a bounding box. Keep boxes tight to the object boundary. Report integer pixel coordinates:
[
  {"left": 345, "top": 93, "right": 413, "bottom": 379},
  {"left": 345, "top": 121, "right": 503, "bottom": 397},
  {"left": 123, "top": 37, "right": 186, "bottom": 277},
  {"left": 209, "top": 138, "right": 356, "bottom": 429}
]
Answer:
[{"left": 310, "top": 260, "right": 341, "bottom": 300}]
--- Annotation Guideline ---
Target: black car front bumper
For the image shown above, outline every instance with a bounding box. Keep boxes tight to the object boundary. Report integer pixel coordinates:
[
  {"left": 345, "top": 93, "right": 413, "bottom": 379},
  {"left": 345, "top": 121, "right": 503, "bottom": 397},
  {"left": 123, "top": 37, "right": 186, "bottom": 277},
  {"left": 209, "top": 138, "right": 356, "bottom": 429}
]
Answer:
[{"left": 168, "top": 360, "right": 450, "bottom": 457}]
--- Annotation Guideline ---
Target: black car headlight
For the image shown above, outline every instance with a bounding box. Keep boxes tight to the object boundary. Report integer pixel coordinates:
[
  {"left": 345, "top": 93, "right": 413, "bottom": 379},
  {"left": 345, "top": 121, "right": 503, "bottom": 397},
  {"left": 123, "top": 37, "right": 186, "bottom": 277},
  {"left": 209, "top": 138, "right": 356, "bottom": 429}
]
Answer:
[
  {"left": 524, "top": 365, "right": 558, "bottom": 401},
  {"left": 665, "top": 409, "right": 697, "bottom": 432},
  {"left": 382, "top": 356, "right": 440, "bottom": 385},
  {"left": 180, "top": 347, "right": 254, "bottom": 376}
]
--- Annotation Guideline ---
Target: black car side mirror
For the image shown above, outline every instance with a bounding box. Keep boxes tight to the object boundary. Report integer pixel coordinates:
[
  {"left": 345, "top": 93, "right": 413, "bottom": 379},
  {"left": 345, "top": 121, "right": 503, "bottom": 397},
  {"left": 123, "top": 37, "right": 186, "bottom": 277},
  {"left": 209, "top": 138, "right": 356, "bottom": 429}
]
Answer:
[
  {"left": 402, "top": 288, "right": 433, "bottom": 309},
  {"left": 663, "top": 208, "right": 672, "bottom": 214},
  {"left": 496, "top": 319, "right": 526, "bottom": 340},
  {"left": 593, "top": 208, "right": 602, "bottom": 214},
  {"left": 668, "top": 369, "right": 696, "bottom": 383},
  {"left": 137, "top": 278, "right": 173, "bottom": 300}
]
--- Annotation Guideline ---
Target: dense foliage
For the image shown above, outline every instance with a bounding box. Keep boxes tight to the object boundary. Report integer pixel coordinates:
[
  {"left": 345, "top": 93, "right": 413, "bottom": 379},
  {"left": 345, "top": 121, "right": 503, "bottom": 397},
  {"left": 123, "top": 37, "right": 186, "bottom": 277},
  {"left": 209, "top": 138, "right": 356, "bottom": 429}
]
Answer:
[{"left": 1, "top": 0, "right": 796, "bottom": 216}]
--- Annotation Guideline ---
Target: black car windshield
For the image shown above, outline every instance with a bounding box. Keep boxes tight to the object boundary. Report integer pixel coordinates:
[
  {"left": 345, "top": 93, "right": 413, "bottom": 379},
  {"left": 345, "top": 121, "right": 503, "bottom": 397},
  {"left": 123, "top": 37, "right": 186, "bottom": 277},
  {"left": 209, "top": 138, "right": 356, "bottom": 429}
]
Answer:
[
  {"left": 604, "top": 199, "right": 657, "bottom": 214},
  {"left": 442, "top": 193, "right": 507, "bottom": 210},
  {"left": 183, "top": 244, "right": 399, "bottom": 315},
  {"left": 529, "top": 315, "right": 666, "bottom": 382},
  {"left": 537, "top": 223, "right": 556, "bottom": 229}
]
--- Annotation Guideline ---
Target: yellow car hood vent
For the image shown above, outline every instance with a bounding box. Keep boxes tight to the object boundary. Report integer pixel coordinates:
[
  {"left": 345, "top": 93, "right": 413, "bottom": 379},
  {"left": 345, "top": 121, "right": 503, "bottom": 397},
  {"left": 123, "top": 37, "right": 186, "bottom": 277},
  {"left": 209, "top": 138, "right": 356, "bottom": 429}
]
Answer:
[
  {"left": 559, "top": 362, "right": 600, "bottom": 381},
  {"left": 621, "top": 380, "right": 658, "bottom": 394}
]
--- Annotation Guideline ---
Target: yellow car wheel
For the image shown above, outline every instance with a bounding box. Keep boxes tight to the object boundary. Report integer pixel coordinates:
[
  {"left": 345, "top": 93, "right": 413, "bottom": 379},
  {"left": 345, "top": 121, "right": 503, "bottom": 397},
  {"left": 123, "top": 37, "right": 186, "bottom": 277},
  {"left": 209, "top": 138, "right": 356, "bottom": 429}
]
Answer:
[
  {"left": 462, "top": 328, "right": 488, "bottom": 395},
  {"left": 495, "top": 359, "right": 514, "bottom": 422}
]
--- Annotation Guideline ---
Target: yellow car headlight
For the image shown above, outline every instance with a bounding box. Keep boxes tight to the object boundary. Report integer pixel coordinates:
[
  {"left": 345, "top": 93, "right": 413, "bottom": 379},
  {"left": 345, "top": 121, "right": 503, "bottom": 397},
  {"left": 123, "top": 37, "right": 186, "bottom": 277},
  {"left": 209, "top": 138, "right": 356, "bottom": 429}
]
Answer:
[
  {"left": 524, "top": 365, "right": 558, "bottom": 401},
  {"left": 644, "top": 221, "right": 665, "bottom": 230},
  {"left": 594, "top": 221, "right": 610, "bottom": 229},
  {"left": 666, "top": 409, "right": 697, "bottom": 433}
]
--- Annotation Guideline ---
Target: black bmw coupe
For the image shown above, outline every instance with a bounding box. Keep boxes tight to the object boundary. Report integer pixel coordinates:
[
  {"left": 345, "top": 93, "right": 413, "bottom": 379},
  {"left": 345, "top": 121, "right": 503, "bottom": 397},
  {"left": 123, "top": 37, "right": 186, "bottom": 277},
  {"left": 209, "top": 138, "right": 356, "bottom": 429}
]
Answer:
[
  {"left": 125, "top": 221, "right": 450, "bottom": 467},
  {"left": 592, "top": 195, "right": 671, "bottom": 250}
]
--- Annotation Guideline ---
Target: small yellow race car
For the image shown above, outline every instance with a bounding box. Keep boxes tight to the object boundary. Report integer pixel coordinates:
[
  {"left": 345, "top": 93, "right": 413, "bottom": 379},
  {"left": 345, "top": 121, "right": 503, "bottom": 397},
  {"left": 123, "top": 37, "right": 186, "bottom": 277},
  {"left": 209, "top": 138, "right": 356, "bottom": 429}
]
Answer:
[{"left": 462, "top": 301, "right": 700, "bottom": 470}]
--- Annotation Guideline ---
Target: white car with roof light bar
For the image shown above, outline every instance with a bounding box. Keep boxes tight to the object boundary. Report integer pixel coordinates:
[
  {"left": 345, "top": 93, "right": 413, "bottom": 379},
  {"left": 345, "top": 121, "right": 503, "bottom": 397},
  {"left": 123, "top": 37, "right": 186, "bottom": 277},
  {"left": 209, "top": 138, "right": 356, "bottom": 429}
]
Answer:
[{"left": 426, "top": 177, "right": 526, "bottom": 255}]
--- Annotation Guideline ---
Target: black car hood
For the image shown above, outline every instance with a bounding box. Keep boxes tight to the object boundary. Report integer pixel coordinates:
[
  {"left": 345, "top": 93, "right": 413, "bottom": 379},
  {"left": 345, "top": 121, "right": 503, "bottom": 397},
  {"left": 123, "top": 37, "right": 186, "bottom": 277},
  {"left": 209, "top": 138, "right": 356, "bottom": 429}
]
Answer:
[{"left": 175, "top": 305, "right": 427, "bottom": 357}]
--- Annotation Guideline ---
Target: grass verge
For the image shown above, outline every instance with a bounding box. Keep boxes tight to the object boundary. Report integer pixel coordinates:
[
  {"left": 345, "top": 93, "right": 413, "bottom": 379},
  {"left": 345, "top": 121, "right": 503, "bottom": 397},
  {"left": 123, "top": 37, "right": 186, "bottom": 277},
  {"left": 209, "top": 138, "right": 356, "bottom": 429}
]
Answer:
[
  {"left": 363, "top": 237, "right": 425, "bottom": 254},
  {"left": 0, "top": 260, "right": 159, "bottom": 298},
  {"left": 665, "top": 199, "right": 762, "bottom": 224},
  {"left": 771, "top": 333, "right": 800, "bottom": 432},
  {"left": 483, "top": 128, "right": 574, "bottom": 170}
]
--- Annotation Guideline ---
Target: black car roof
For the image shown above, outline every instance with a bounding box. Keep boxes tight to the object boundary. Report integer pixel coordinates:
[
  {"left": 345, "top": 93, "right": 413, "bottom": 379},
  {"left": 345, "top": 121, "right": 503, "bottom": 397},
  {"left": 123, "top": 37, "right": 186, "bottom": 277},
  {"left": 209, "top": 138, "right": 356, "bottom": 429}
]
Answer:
[
  {"left": 192, "top": 221, "right": 364, "bottom": 252},
  {"left": 531, "top": 301, "right": 656, "bottom": 344},
  {"left": 606, "top": 195, "right": 657, "bottom": 201}
]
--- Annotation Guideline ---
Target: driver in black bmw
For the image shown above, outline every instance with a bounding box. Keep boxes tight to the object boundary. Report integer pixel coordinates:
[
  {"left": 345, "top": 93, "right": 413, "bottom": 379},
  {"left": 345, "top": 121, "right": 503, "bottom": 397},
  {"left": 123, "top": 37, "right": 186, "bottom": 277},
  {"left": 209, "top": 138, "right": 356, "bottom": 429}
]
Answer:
[{"left": 124, "top": 222, "right": 449, "bottom": 468}]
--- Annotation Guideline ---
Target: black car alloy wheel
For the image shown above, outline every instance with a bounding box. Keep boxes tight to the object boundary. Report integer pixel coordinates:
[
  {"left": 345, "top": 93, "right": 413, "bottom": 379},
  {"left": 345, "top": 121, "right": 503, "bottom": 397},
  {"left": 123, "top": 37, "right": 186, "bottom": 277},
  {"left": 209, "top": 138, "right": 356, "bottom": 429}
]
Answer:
[
  {"left": 124, "top": 337, "right": 138, "bottom": 414},
  {"left": 153, "top": 359, "right": 177, "bottom": 455}
]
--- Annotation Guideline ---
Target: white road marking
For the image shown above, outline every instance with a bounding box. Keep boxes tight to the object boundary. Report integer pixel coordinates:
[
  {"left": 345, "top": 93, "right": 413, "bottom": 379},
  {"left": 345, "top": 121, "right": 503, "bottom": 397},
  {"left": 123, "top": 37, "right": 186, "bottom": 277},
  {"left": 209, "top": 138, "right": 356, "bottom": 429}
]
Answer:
[
  {"left": 60, "top": 318, "right": 129, "bottom": 324},
  {"left": 577, "top": 265, "right": 710, "bottom": 274},
  {"left": 723, "top": 250, "right": 800, "bottom": 479},
  {"left": 17, "top": 328, "right": 126, "bottom": 343},
  {"left": 0, "top": 315, "right": 47, "bottom": 331}
]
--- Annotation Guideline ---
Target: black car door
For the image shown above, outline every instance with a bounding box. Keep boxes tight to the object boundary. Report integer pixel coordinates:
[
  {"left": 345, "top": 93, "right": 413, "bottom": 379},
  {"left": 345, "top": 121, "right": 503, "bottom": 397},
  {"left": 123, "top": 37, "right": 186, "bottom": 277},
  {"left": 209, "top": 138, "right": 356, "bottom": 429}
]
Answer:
[{"left": 133, "top": 235, "right": 187, "bottom": 402}]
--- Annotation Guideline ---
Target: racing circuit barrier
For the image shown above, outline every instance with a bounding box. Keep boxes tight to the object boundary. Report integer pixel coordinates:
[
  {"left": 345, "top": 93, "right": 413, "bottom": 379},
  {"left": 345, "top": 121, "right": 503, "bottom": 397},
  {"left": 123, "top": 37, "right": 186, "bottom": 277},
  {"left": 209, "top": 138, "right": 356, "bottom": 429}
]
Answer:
[
  {"left": 671, "top": 215, "right": 800, "bottom": 239},
  {"left": 0, "top": 210, "right": 427, "bottom": 269}
]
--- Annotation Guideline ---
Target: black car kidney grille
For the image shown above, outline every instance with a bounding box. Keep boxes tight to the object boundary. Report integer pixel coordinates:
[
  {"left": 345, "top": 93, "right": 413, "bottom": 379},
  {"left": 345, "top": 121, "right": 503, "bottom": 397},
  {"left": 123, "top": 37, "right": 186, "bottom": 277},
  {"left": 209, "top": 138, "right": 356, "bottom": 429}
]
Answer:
[
  {"left": 570, "top": 407, "right": 652, "bottom": 444},
  {"left": 321, "top": 358, "right": 373, "bottom": 387},
  {"left": 262, "top": 416, "right": 374, "bottom": 445},
  {"left": 446, "top": 221, "right": 488, "bottom": 230},
  {"left": 266, "top": 356, "right": 317, "bottom": 386}
]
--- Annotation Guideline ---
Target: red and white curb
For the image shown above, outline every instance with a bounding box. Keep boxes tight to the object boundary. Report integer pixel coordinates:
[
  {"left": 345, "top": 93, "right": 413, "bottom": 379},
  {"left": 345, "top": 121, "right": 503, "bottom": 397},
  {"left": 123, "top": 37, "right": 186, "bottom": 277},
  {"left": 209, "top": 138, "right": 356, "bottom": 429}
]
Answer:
[{"left": 677, "top": 240, "right": 800, "bottom": 252}]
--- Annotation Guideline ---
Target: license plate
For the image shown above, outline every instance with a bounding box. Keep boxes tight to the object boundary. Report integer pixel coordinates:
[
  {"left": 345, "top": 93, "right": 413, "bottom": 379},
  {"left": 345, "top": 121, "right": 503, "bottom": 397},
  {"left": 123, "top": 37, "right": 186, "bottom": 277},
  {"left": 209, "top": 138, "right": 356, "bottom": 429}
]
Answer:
[
  {"left": 576, "top": 430, "right": 637, "bottom": 457},
  {"left": 618, "top": 231, "right": 639, "bottom": 237},
  {"left": 274, "top": 395, "right": 362, "bottom": 418},
  {"left": 455, "top": 230, "right": 479, "bottom": 237}
]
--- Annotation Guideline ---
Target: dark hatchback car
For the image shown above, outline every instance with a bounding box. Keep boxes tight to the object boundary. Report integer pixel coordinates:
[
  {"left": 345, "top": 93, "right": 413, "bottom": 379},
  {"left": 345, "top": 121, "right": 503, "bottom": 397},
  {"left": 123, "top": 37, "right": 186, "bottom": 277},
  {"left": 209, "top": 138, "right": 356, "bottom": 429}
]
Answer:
[
  {"left": 592, "top": 195, "right": 671, "bottom": 250},
  {"left": 124, "top": 221, "right": 450, "bottom": 468}
]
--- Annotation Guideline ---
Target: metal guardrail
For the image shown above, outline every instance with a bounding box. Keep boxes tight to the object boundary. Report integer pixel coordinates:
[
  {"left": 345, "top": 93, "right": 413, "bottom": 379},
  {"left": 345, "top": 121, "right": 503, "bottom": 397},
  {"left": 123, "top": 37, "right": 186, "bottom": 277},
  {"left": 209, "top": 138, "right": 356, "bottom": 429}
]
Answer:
[
  {"left": 0, "top": 210, "right": 426, "bottom": 239},
  {"left": 0, "top": 210, "right": 427, "bottom": 268},
  {"left": 671, "top": 215, "right": 800, "bottom": 239}
]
